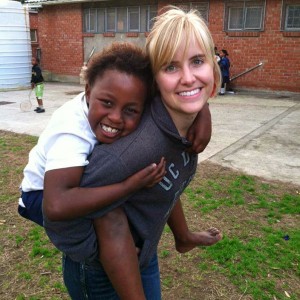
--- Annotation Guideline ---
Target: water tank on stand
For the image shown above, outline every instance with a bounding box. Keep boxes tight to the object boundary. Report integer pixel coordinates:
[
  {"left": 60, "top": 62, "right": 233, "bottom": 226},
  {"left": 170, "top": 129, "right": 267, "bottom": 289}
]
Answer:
[{"left": 0, "top": 0, "right": 32, "bottom": 91}]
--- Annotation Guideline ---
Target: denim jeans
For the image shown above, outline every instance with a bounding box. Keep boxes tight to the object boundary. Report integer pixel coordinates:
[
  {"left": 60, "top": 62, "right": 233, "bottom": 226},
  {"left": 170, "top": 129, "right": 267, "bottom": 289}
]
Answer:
[{"left": 62, "top": 253, "right": 161, "bottom": 300}]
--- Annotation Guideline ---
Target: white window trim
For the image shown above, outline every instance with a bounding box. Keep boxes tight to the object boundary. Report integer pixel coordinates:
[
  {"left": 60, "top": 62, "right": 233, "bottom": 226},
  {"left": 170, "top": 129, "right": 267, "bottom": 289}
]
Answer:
[
  {"left": 83, "top": 5, "right": 158, "bottom": 33},
  {"left": 244, "top": 6, "right": 263, "bottom": 30},
  {"left": 105, "top": 7, "right": 117, "bottom": 32},
  {"left": 284, "top": 4, "right": 300, "bottom": 31},
  {"left": 225, "top": 0, "right": 265, "bottom": 32},
  {"left": 127, "top": 6, "right": 140, "bottom": 32},
  {"left": 30, "top": 29, "right": 37, "bottom": 43}
]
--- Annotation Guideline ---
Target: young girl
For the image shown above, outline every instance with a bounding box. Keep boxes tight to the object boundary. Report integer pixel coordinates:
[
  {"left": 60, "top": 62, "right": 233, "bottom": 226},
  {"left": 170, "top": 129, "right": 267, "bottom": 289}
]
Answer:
[
  {"left": 44, "top": 7, "right": 222, "bottom": 299},
  {"left": 19, "top": 42, "right": 166, "bottom": 227}
]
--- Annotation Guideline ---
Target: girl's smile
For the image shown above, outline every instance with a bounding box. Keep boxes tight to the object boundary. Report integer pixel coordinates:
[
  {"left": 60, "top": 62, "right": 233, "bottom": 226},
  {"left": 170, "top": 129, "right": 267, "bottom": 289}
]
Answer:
[{"left": 85, "top": 69, "right": 147, "bottom": 144}]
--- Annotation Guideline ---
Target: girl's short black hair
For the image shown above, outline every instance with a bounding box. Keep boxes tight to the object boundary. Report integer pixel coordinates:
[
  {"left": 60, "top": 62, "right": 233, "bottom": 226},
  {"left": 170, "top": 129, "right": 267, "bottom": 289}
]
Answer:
[
  {"left": 85, "top": 42, "right": 153, "bottom": 94},
  {"left": 221, "top": 49, "right": 229, "bottom": 56}
]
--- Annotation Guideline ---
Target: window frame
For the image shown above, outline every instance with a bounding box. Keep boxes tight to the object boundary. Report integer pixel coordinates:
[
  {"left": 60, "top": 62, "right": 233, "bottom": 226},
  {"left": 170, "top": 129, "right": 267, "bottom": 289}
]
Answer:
[
  {"left": 105, "top": 7, "right": 117, "bottom": 32},
  {"left": 83, "top": 5, "right": 157, "bottom": 34},
  {"left": 127, "top": 6, "right": 140, "bottom": 32},
  {"left": 30, "top": 29, "right": 38, "bottom": 43},
  {"left": 146, "top": 5, "right": 157, "bottom": 32},
  {"left": 225, "top": 0, "right": 266, "bottom": 32},
  {"left": 173, "top": 2, "right": 209, "bottom": 23},
  {"left": 281, "top": 2, "right": 300, "bottom": 31}
]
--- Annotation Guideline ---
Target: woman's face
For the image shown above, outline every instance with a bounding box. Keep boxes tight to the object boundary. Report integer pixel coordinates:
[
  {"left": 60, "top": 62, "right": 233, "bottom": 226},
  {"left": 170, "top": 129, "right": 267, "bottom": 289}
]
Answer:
[{"left": 155, "top": 38, "right": 215, "bottom": 119}]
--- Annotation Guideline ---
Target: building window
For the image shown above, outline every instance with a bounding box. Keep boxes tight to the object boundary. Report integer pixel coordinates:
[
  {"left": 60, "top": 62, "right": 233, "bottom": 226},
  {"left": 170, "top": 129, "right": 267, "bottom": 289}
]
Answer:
[
  {"left": 30, "top": 29, "right": 37, "bottom": 42},
  {"left": 173, "top": 2, "right": 209, "bottom": 22},
  {"left": 225, "top": 1, "right": 265, "bottom": 31},
  {"left": 146, "top": 5, "right": 157, "bottom": 31},
  {"left": 84, "top": 8, "right": 97, "bottom": 32},
  {"left": 83, "top": 5, "right": 157, "bottom": 33},
  {"left": 282, "top": 2, "right": 300, "bottom": 31},
  {"left": 106, "top": 8, "right": 117, "bottom": 32}
]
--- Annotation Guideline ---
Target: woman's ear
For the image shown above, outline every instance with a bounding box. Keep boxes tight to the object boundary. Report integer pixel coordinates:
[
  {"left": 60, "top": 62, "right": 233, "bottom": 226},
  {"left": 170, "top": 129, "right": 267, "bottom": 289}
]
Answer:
[{"left": 210, "top": 82, "right": 217, "bottom": 98}]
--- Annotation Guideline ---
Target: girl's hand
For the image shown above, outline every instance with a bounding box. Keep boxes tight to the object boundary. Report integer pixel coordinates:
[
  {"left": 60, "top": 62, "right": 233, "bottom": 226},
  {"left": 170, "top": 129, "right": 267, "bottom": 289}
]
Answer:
[
  {"left": 186, "top": 103, "right": 212, "bottom": 154},
  {"left": 126, "top": 157, "right": 166, "bottom": 189}
]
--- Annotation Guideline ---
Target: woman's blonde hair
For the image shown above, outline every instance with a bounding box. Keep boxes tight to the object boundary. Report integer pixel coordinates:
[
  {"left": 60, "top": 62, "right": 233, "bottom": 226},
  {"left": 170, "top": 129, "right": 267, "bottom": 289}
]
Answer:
[{"left": 146, "top": 6, "right": 221, "bottom": 96}]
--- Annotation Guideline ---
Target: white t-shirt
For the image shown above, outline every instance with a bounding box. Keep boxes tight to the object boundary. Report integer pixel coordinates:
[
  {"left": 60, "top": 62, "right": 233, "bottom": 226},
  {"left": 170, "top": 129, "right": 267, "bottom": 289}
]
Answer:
[{"left": 21, "top": 92, "right": 97, "bottom": 192}]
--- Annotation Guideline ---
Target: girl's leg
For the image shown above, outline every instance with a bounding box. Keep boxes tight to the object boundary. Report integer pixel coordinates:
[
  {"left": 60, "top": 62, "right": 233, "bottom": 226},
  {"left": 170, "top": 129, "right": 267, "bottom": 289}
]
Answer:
[{"left": 141, "top": 254, "right": 161, "bottom": 300}]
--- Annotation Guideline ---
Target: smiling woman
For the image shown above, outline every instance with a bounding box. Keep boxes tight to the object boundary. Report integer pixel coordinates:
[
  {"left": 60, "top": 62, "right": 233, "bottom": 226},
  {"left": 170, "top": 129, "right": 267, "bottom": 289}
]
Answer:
[
  {"left": 42, "top": 7, "right": 222, "bottom": 300},
  {"left": 147, "top": 6, "right": 221, "bottom": 136}
]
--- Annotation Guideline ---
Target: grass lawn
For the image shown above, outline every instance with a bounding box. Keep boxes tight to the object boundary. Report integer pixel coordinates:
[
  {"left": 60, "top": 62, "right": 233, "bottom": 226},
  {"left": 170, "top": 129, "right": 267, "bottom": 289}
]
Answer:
[{"left": 0, "top": 130, "right": 299, "bottom": 300}]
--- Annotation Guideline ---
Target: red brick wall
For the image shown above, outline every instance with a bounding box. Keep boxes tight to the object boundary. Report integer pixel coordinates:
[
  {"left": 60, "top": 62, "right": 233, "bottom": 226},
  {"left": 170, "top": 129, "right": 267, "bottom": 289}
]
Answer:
[
  {"left": 29, "top": 13, "right": 39, "bottom": 59},
  {"left": 31, "top": 4, "right": 83, "bottom": 78},
  {"left": 29, "top": 1, "right": 300, "bottom": 92},
  {"left": 209, "top": 1, "right": 300, "bottom": 92}
]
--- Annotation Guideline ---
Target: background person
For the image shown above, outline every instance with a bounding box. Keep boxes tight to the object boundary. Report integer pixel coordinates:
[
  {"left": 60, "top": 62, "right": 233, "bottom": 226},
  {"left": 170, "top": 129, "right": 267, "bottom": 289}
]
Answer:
[
  {"left": 219, "top": 49, "right": 230, "bottom": 95},
  {"left": 31, "top": 57, "right": 45, "bottom": 113}
]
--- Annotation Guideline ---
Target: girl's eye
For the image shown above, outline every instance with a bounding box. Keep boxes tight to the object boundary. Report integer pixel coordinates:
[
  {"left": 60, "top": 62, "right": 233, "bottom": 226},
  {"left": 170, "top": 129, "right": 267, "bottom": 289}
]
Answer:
[
  {"left": 124, "top": 107, "right": 139, "bottom": 115},
  {"left": 101, "top": 99, "right": 113, "bottom": 107}
]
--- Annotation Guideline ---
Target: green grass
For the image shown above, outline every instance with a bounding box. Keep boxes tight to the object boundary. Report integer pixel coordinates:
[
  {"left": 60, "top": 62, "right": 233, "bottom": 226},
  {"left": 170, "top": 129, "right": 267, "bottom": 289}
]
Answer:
[
  {"left": 1, "top": 130, "right": 299, "bottom": 300},
  {"left": 183, "top": 169, "right": 300, "bottom": 300}
]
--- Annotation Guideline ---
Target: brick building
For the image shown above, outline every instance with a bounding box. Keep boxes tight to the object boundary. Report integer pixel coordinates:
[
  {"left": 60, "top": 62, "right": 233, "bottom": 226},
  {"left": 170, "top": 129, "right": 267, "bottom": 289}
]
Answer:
[{"left": 26, "top": 0, "right": 300, "bottom": 93}]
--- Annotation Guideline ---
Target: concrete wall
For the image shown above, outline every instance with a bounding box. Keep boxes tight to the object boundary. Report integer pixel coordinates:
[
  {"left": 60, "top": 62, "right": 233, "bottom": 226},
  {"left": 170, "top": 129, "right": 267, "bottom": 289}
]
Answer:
[{"left": 29, "top": 0, "right": 300, "bottom": 92}]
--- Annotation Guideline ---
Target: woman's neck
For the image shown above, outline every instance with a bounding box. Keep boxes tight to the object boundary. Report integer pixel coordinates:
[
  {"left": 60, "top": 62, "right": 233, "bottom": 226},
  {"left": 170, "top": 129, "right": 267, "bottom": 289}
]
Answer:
[{"left": 165, "top": 106, "right": 197, "bottom": 137}]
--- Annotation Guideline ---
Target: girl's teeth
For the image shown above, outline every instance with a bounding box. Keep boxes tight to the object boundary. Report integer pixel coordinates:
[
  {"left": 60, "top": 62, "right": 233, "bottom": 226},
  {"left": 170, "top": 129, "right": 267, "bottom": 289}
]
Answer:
[
  {"left": 179, "top": 88, "right": 200, "bottom": 96},
  {"left": 102, "top": 125, "right": 118, "bottom": 133}
]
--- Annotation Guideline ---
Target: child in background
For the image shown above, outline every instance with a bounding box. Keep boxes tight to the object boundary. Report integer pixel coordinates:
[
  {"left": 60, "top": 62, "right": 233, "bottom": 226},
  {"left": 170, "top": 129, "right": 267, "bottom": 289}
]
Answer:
[
  {"left": 219, "top": 49, "right": 231, "bottom": 95},
  {"left": 31, "top": 57, "right": 45, "bottom": 113}
]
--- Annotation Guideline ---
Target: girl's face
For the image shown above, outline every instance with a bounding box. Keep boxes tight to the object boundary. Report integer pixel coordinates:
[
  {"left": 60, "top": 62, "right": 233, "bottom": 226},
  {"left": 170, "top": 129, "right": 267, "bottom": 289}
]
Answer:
[
  {"left": 86, "top": 69, "right": 146, "bottom": 144},
  {"left": 155, "top": 38, "right": 215, "bottom": 120}
]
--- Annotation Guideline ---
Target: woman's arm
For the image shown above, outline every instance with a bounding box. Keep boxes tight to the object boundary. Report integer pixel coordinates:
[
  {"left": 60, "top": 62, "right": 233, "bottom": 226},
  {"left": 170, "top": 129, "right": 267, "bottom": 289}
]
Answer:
[
  {"left": 186, "top": 102, "right": 212, "bottom": 154},
  {"left": 43, "top": 157, "right": 166, "bottom": 221}
]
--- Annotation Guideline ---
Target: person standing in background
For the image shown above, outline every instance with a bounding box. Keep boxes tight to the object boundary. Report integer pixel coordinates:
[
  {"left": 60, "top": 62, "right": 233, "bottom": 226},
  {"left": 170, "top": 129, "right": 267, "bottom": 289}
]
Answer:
[
  {"left": 219, "top": 49, "right": 230, "bottom": 95},
  {"left": 31, "top": 57, "right": 45, "bottom": 113}
]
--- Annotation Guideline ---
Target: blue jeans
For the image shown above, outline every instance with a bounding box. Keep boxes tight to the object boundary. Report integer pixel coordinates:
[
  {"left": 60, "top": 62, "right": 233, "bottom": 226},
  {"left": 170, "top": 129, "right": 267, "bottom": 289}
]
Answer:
[{"left": 62, "top": 253, "right": 161, "bottom": 300}]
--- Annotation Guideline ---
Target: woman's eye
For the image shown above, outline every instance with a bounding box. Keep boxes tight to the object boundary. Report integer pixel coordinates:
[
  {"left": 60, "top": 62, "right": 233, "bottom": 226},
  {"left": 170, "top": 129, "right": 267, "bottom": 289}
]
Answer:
[
  {"left": 194, "top": 58, "right": 204, "bottom": 65},
  {"left": 165, "top": 64, "right": 177, "bottom": 72}
]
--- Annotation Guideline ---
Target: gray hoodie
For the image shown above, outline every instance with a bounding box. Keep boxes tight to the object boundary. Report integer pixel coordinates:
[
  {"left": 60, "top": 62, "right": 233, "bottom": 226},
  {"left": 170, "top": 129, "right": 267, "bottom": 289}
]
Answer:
[{"left": 44, "top": 95, "right": 198, "bottom": 270}]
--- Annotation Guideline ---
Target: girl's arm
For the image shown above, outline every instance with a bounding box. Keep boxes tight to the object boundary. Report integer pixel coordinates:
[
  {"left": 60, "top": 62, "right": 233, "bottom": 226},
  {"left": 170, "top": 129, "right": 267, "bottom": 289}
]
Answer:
[
  {"left": 186, "top": 102, "right": 212, "bottom": 153},
  {"left": 43, "top": 157, "right": 166, "bottom": 221}
]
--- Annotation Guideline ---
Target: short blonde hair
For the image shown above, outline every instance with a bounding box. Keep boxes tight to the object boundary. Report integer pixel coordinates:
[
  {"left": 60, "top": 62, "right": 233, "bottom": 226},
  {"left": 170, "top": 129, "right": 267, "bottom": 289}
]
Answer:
[{"left": 146, "top": 6, "right": 221, "bottom": 96}]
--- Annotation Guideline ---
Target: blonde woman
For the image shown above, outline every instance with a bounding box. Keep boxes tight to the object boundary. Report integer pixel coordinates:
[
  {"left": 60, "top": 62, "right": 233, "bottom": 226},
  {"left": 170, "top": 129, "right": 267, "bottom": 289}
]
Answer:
[{"left": 45, "top": 7, "right": 222, "bottom": 299}]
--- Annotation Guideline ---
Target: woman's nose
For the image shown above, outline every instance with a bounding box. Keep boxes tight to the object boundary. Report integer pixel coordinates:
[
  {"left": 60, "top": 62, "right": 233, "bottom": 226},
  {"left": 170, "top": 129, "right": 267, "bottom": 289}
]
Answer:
[{"left": 181, "top": 66, "right": 195, "bottom": 85}]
